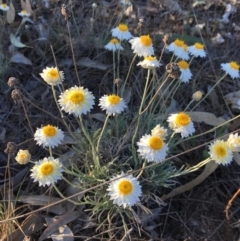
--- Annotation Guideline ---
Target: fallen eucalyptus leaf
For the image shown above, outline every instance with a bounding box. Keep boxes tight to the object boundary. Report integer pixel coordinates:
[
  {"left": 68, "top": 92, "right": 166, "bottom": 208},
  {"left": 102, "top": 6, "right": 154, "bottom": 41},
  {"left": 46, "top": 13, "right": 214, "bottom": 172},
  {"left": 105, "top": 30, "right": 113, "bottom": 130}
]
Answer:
[
  {"left": 6, "top": 0, "right": 15, "bottom": 24},
  {"left": 10, "top": 34, "right": 27, "bottom": 48},
  {"left": 211, "top": 33, "right": 224, "bottom": 44},
  {"left": 10, "top": 52, "right": 32, "bottom": 65}
]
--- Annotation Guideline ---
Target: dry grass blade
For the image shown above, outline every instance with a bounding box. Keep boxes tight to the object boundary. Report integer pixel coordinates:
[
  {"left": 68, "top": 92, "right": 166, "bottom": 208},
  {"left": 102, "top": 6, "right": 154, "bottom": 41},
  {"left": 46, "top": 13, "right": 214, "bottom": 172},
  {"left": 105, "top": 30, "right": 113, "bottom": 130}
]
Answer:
[
  {"left": 38, "top": 211, "right": 81, "bottom": 241},
  {"left": 76, "top": 57, "right": 107, "bottom": 70},
  {"left": 2, "top": 214, "right": 45, "bottom": 241}
]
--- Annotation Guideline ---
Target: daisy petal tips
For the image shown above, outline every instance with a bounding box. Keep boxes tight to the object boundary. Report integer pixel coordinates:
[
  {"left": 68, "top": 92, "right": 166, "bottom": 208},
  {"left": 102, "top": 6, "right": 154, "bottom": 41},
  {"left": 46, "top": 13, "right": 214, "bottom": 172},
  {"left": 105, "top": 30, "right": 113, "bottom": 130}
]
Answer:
[
  {"left": 208, "top": 140, "right": 233, "bottom": 165},
  {"left": 177, "top": 61, "right": 192, "bottom": 83},
  {"left": 188, "top": 43, "right": 206, "bottom": 58},
  {"left": 137, "top": 134, "right": 168, "bottom": 162},
  {"left": 40, "top": 67, "right": 64, "bottom": 86},
  {"left": 129, "top": 35, "right": 154, "bottom": 57},
  {"left": 107, "top": 172, "right": 142, "bottom": 208},
  {"left": 99, "top": 94, "right": 127, "bottom": 116},
  {"left": 30, "top": 157, "right": 63, "bottom": 187},
  {"left": 58, "top": 86, "right": 95, "bottom": 116},
  {"left": 34, "top": 125, "right": 64, "bottom": 148},
  {"left": 111, "top": 23, "right": 133, "bottom": 41},
  {"left": 105, "top": 38, "right": 123, "bottom": 52},
  {"left": 167, "top": 112, "right": 195, "bottom": 138},
  {"left": 221, "top": 61, "right": 240, "bottom": 79}
]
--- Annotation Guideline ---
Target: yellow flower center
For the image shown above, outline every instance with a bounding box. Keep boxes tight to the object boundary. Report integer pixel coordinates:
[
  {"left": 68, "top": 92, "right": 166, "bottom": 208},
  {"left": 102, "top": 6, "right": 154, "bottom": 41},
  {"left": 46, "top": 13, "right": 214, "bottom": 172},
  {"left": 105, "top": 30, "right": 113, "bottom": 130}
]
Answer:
[
  {"left": 69, "top": 91, "right": 85, "bottom": 104},
  {"left": 42, "top": 125, "right": 57, "bottom": 137},
  {"left": 19, "top": 153, "right": 27, "bottom": 160},
  {"left": 118, "top": 24, "right": 128, "bottom": 32},
  {"left": 21, "top": 10, "right": 27, "bottom": 14},
  {"left": 47, "top": 69, "right": 59, "bottom": 79},
  {"left": 118, "top": 180, "right": 133, "bottom": 195},
  {"left": 144, "top": 56, "right": 156, "bottom": 61},
  {"left": 183, "top": 44, "right": 188, "bottom": 51},
  {"left": 40, "top": 163, "right": 54, "bottom": 176},
  {"left": 174, "top": 39, "right": 184, "bottom": 47},
  {"left": 149, "top": 136, "right": 164, "bottom": 150},
  {"left": 107, "top": 95, "right": 120, "bottom": 105},
  {"left": 230, "top": 61, "right": 239, "bottom": 70},
  {"left": 177, "top": 60, "right": 189, "bottom": 69},
  {"left": 214, "top": 145, "right": 226, "bottom": 158},
  {"left": 175, "top": 112, "right": 191, "bottom": 127},
  {"left": 140, "top": 35, "right": 152, "bottom": 47},
  {"left": 110, "top": 38, "right": 120, "bottom": 44},
  {"left": 194, "top": 43, "right": 204, "bottom": 50},
  {"left": 2, "top": 4, "right": 7, "bottom": 8}
]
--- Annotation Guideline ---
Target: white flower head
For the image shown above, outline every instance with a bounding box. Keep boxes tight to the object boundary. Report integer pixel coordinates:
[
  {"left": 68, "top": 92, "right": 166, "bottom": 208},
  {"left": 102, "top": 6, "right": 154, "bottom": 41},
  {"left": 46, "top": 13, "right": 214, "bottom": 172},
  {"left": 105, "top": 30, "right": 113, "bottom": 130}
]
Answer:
[
  {"left": 177, "top": 60, "right": 192, "bottom": 83},
  {"left": 188, "top": 43, "right": 206, "bottom": 58},
  {"left": 30, "top": 157, "right": 63, "bottom": 187},
  {"left": 137, "top": 134, "right": 168, "bottom": 162},
  {"left": 120, "top": 0, "right": 132, "bottom": 6},
  {"left": 129, "top": 35, "right": 154, "bottom": 57},
  {"left": 166, "top": 39, "right": 189, "bottom": 60},
  {"left": 221, "top": 61, "right": 240, "bottom": 79},
  {"left": 105, "top": 38, "right": 123, "bottom": 52},
  {"left": 227, "top": 133, "right": 240, "bottom": 152},
  {"left": 58, "top": 86, "right": 95, "bottom": 116},
  {"left": 137, "top": 56, "right": 161, "bottom": 69},
  {"left": 99, "top": 94, "right": 127, "bottom": 116},
  {"left": 15, "top": 149, "right": 31, "bottom": 165},
  {"left": 167, "top": 112, "right": 195, "bottom": 138},
  {"left": 0, "top": 3, "right": 9, "bottom": 12},
  {"left": 92, "top": 3, "right": 97, "bottom": 9},
  {"left": 208, "top": 140, "right": 233, "bottom": 165},
  {"left": 18, "top": 10, "right": 30, "bottom": 17},
  {"left": 151, "top": 124, "right": 168, "bottom": 140},
  {"left": 107, "top": 172, "right": 142, "bottom": 208},
  {"left": 40, "top": 67, "right": 64, "bottom": 86},
  {"left": 111, "top": 23, "right": 133, "bottom": 41},
  {"left": 34, "top": 125, "right": 64, "bottom": 148}
]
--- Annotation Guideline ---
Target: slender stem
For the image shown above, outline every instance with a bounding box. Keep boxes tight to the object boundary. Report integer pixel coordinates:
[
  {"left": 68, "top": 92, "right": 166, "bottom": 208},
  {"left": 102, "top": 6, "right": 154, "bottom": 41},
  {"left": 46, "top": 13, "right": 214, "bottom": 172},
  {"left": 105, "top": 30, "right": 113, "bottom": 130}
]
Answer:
[
  {"left": 113, "top": 50, "right": 116, "bottom": 93},
  {"left": 137, "top": 159, "right": 147, "bottom": 179},
  {"left": 190, "top": 73, "right": 227, "bottom": 112},
  {"left": 117, "top": 41, "right": 121, "bottom": 78},
  {"left": 49, "top": 147, "right": 53, "bottom": 157},
  {"left": 79, "top": 116, "right": 93, "bottom": 146},
  {"left": 66, "top": 19, "right": 81, "bottom": 86},
  {"left": 121, "top": 54, "right": 138, "bottom": 96},
  {"left": 184, "top": 99, "right": 194, "bottom": 111},
  {"left": 96, "top": 114, "right": 110, "bottom": 153}
]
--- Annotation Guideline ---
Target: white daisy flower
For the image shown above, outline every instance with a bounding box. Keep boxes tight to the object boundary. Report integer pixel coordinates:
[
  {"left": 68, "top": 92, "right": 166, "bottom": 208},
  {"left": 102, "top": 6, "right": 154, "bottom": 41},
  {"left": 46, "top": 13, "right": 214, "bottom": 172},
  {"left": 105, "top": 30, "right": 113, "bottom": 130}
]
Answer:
[
  {"left": 137, "top": 134, "right": 168, "bottom": 162},
  {"left": 208, "top": 140, "right": 233, "bottom": 165},
  {"left": 111, "top": 23, "right": 133, "bottom": 41},
  {"left": 30, "top": 157, "right": 63, "bottom": 187},
  {"left": 177, "top": 60, "right": 192, "bottom": 83},
  {"left": 188, "top": 42, "right": 206, "bottom": 58},
  {"left": 15, "top": 149, "right": 31, "bottom": 165},
  {"left": 105, "top": 38, "right": 123, "bottom": 52},
  {"left": 18, "top": 10, "right": 30, "bottom": 17},
  {"left": 167, "top": 112, "right": 195, "bottom": 138},
  {"left": 0, "top": 3, "right": 9, "bottom": 12},
  {"left": 137, "top": 56, "right": 160, "bottom": 69},
  {"left": 40, "top": 67, "right": 64, "bottom": 86},
  {"left": 151, "top": 124, "right": 168, "bottom": 140},
  {"left": 192, "top": 91, "right": 203, "bottom": 101},
  {"left": 166, "top": 39, "right": 190, "bottom": 60},
  {"left": 59, "top": 86, "right": 95, "bottom": 116},
  {"left": 120, "top": 0, "right": 132, "bottom": 6},
  {"left": 129, "top": 35, "right": 154, "bottom": 57},
  {"left": 34, "top": 125, "right": 64, "bottom": 148},
  {"left": 99, "top": 94, "right": 127, "bottom": 116},
  {"left": 221, "top": 61, "right": 240, "bottom": 79},
  {"left": 227, "top": 133, "right": 240, "bottom": 152},
  {"left": 107, "top": 172, "right": 142, "bottom": 208}
]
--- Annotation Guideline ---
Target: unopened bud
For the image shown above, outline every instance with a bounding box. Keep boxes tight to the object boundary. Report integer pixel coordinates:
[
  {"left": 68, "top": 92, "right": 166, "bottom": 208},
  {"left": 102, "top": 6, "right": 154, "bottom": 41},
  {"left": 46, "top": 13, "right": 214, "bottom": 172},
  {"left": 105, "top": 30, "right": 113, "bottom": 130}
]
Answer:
[
  {"left": 114, "top": 78, "right": 122, "bottom": 89},
  {"left": 166, "top": 63, "right": 180, "bottom": 79},
  {"left": 163, "top": 33, "right": 172, "bottom": 46},
  {"left": 192, "top": 91, "right": 203, "bottom": 101},
  {"left": 92, "top": 3, "right": 97, "bottom": 9},
  {"left": 7, "top": 77, "right": 19, "bottom": 88},
  {"left": 61, "top": 4, "right": 70, "bottom": 20},
  {"left": 11, "top": 88, "right": 21, "bottom": 104},
  {"left": 4, "top": 142, "right": 17, "bottom": 155}
]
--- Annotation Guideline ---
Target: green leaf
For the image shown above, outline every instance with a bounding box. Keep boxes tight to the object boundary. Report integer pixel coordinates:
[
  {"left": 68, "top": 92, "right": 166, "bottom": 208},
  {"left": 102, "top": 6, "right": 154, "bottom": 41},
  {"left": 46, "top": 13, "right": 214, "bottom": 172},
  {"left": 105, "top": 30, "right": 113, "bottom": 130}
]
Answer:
[{"left": 10, "top": 34, "right": 27, "bottom": 48}]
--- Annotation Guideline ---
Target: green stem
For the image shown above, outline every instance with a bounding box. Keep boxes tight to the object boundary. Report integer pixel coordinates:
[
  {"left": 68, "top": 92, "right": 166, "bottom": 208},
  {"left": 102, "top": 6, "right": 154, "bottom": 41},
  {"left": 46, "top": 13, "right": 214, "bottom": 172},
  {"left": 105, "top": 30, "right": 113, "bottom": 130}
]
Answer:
[
  {"left": 96, "top": 114, "right": 110, "bottom": 153},
  {"left": 113, "top": 50, "right": 116, "bottom": 93}
]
